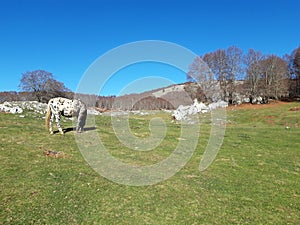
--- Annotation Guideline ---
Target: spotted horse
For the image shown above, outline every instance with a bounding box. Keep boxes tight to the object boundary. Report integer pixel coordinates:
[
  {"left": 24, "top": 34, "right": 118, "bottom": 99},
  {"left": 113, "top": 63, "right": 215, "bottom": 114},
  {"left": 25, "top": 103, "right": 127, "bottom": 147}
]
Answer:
[{"left": 45, "top": 97, "right": 87, "bottom": 134}]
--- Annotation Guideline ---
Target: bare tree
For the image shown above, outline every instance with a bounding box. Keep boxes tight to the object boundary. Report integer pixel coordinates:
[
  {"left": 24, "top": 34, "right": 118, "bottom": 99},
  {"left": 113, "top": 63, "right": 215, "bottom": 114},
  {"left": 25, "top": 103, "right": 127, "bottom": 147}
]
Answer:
[
  {"left": 19, "top": 70, "right": 71, "bottom": 102},
  {"left": 260, "top": 55, "right": 289, "bottom": 100},
  {"left": 187, "top": 56, "right": 214, "bottom": 82},
  {"left": 244, "top": 49, "right": 264, "bottom": 102},
  {"left": 295, "top": 47, "right": 300, "bottom": 73},
  {"left": 292, "top": 47, "right": 300, "bottom": 96},
  {"left": 209, "top": 49, "right": 227, "bottom": 100},
  {"left": 187, "top": 56, "right": 216, "bottom": 101},
  {"left": 188, "top": 47, "right": 244, "bottom": 103},
  {"left": 285, "top": 47, "right": 300, "bottom": 97},
  {"left": 19, "top": 70, "right": 52, "bottom": 102},
  {"left": 225, "top": 46, "right": 244, "bottom": 103},
  {"left": 201, "top": 47, "right": 243, "bottom": 103}
]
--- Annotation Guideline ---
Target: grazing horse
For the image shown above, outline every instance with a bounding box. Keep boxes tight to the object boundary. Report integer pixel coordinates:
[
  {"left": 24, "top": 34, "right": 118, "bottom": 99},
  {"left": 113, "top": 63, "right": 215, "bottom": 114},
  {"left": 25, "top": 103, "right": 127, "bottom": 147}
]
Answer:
[{"left": 45, "top": 97, "right": 87, "bottom": 134}]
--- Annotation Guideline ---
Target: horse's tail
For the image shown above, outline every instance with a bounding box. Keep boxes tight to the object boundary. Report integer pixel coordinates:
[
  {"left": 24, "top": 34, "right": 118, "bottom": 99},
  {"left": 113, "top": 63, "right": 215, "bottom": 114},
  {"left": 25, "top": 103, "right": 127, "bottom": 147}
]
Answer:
[{"left": 45, "top": 102, "right": 52, "bottom": 129}]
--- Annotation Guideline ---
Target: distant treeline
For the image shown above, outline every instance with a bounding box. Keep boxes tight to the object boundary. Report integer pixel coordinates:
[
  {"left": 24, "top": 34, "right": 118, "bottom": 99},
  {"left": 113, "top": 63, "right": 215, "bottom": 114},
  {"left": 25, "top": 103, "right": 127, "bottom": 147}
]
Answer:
[
  {"left": 74, "top": 86, "right": 196, "bottom": 110},
  {"left": 0, "top": 91, "right": 184, "bottom": 110},
  {"left": 1, "top": 78, "right": 299, "bottom": 111}
]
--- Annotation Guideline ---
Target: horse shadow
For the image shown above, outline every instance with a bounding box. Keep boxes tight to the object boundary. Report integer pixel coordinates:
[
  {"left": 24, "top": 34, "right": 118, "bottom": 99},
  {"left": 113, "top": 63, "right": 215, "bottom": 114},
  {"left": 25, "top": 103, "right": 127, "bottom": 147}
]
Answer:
[{"left": 53, "top": 126, "right": 97, "bottom": 134}]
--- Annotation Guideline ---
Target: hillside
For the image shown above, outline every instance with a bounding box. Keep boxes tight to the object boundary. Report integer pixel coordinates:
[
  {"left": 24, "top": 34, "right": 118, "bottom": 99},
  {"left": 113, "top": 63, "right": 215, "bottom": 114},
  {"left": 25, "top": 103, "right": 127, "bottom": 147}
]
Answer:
[
  {"left": 105, "top": 82, "right": 201, "bottom": 110},
  {"left": 1, "top": 101, "right": 300, "bottom": 224}
]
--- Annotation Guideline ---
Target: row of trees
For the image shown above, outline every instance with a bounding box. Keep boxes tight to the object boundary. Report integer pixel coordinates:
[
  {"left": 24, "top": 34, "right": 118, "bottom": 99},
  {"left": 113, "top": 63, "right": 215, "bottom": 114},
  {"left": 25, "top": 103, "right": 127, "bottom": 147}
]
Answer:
[{"left": 187, "top": 46, "right": 300, "bottom": 103}]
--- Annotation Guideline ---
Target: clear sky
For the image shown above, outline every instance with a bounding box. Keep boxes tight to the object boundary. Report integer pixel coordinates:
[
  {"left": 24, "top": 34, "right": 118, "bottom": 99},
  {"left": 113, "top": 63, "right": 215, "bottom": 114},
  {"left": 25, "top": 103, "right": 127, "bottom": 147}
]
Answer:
[{"left": 1, "top": 0, "right": 299, "bottom": 96}]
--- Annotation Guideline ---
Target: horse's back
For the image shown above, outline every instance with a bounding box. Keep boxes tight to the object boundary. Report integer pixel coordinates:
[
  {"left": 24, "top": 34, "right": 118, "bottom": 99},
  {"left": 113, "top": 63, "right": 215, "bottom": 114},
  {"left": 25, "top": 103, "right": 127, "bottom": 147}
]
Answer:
[{"left": 48, "top": 97, "right": 85, "bottom": 117}]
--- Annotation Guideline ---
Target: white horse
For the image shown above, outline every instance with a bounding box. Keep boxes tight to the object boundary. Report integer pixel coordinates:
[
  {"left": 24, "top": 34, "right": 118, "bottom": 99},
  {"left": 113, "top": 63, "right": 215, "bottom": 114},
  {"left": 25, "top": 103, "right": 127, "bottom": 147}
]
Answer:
[{"left": 45, "top": 97, "right": 87, "bottom": 134}]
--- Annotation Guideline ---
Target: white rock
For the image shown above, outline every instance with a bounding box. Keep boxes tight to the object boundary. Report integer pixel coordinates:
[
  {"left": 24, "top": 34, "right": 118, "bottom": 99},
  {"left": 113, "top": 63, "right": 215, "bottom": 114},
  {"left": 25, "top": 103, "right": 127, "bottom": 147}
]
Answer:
[
  {"left": 0, "top": 101, "right": 47, "bottom": 114},
  {"left": 172, "top": 99, "right": 228, "bottom": 121}
]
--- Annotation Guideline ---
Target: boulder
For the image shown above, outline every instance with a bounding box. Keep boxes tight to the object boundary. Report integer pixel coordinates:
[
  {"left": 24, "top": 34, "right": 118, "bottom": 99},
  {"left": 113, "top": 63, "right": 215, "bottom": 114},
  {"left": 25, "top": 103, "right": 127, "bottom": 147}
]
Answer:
[{"left": 172, "top": 99, "right": 227, "bottom": 121}]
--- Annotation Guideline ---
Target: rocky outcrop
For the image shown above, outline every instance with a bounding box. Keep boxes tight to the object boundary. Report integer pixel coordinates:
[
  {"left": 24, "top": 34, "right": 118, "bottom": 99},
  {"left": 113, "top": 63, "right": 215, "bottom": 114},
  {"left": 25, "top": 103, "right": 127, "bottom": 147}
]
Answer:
[
  {"left": 172, "top": 99, "right": 228, "bottom": 121},
  {"left": 0, "top": 101, "right": 47, "bottom": 114}
]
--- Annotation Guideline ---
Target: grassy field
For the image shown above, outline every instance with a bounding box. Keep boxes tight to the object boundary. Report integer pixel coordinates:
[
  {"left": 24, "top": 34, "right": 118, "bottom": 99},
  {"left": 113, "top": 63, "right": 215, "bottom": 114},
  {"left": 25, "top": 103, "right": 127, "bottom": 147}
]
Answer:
[{"left": 0, "top": 102, "right": 300, "bottom": 224}]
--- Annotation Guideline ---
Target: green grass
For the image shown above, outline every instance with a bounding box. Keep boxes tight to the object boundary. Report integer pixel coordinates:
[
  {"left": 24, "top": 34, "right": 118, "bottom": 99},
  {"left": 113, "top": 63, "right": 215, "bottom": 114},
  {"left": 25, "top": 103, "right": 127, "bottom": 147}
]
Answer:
[{"left": 0, "top": 103, "right": 300, "bottom": 224}]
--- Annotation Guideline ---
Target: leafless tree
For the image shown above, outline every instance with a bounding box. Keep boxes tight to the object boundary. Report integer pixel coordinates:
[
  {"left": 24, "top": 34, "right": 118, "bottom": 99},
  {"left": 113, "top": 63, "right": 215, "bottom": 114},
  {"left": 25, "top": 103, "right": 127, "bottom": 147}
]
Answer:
[
  {"left": 201, "top": 47, "right": 243, "bottom": 103},
  {"left": 260, "top": 55, "right": 289, "bottom": 100},
  {"left": 187, "top": 56, "right": 214, "bottom": 82},
  {"left": 187, "top": 56, "right": 216, "bottom": 101},
  {"left": 295, "top": 47, "right": 300, "bottom": 73},
  {"left": 244, "top": 49, "right": 265, "bottom": 102},
  {"left": 285, "top": 47, "right": 300, "bottom": 97},
  {"left": 292, "top": 47, "right": 300, "bottom": 96},
  {"left": 19, "top": 70, "right": 71, "bottom": 102},
  {"left": 225, "top": 46, "right": 244, "bottom": 103},
  {"left": 209, "top": 49, "right": 227, "bottom": 99}
]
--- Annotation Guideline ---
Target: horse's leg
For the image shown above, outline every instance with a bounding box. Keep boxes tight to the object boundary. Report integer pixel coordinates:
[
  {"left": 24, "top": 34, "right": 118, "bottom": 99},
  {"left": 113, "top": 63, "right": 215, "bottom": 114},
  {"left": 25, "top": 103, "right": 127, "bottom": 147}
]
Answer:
[
  {"left": 55, "top": 114, "right": 64, "bottom": 135},
  {"left": 76, "top": 106, "right": 87, "bottom": 133},
  {"left": 76, "top": 116, "right": 82, "bottom": 133},
  {"left": 76, "top": 114, "right": 86, "bottom": 133},
  {"left": 49, "top": 113, "right": 54, "bottom": 134}
]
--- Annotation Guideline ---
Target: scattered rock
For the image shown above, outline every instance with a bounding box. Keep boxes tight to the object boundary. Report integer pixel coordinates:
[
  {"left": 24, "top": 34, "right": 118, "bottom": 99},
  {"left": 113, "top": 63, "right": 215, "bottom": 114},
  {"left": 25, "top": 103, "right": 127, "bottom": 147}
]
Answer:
[
  {"left": 87, "top": 108, "right": 101, "bottom": 115},
  {"left": 0, "top": 101, "right": 47, "bottom": 114},
  {"left": 172, "top": 99, "right": 228, "bottom": 121}
]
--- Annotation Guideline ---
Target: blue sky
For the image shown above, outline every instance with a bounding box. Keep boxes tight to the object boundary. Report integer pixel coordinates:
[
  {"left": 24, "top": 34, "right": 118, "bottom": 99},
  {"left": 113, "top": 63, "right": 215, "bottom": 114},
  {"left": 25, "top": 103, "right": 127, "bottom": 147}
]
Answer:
[{"left": 1, "top": 0, "right": 299, "bottom": 96}]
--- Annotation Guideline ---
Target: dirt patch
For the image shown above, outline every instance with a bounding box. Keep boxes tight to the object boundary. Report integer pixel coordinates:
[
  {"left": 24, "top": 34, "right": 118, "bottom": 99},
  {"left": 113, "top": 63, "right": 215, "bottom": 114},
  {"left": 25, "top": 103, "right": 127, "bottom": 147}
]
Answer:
[
  {"left": 289, "top": 107, "right": 300, "bottom": 111},
  {"left": 264, "top": 115, "right": 276, "bottom": 118},
  {"left": 44, "top": 150, "right": 67, "bottom": 158}
]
